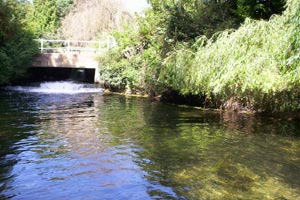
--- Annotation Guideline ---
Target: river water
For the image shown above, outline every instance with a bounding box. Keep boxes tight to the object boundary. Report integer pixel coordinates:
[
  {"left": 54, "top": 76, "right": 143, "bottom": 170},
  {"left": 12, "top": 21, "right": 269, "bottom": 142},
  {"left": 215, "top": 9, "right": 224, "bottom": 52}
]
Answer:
[{"left": 0, "top": 82, "right": 299, "bottom": 199}]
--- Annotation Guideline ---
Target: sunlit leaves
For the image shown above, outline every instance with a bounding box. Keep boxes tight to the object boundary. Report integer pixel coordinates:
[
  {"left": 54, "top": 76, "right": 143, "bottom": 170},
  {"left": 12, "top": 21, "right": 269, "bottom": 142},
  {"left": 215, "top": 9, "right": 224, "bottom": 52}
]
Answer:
[
  {"left": 100, "top": 0, "right": 300, "bottom": 112},
  {"left": 29, "top": 0, "right": 60, "bottom": 37},
  {"left": 0, "top": 0, "right": 38, "bottom": 85},
  {"left": 162, "top": 0, "right": 300, "bottom": 111}
]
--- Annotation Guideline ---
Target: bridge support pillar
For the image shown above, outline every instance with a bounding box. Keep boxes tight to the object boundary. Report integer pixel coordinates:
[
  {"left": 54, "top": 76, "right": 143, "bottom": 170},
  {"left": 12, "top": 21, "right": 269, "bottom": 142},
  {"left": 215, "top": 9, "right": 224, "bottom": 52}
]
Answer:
[{"left": 94, "top": 67, "right": 101, "bottom": 83}]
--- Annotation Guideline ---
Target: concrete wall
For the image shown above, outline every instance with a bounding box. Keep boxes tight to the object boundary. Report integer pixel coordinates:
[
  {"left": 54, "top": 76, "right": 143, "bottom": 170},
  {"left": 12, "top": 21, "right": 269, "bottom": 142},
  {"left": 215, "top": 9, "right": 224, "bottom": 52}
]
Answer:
[{"left": 32, "top": 53, "right": 101, "bottom": 82}]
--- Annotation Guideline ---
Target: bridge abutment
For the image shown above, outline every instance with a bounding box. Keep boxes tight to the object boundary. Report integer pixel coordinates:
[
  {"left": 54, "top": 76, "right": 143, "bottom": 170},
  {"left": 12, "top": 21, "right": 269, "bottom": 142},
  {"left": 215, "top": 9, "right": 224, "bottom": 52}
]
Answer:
[{"left": 32, "top": 53, "right": 100, "bottom": 83}]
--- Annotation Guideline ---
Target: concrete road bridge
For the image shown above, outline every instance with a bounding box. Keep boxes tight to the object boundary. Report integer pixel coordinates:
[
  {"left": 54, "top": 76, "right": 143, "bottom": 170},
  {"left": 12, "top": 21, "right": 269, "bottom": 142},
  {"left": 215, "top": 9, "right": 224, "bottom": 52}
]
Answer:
[{"left": 31, "top": 37, "right": 116, "bottom": 83}]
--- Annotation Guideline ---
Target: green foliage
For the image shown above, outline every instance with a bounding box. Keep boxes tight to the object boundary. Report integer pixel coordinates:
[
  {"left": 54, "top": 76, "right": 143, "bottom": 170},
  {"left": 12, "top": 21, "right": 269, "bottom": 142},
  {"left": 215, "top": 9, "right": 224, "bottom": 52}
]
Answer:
[
  {"left": 162, "top": 0, "right": 300, "bottom": 112},
  {"left": 28, "top": 0, "right": 60, "bottom": 37},
  {"left": 234, "top": 0, "right": 286, "bottom": 20},
  {"left": 0, "top": 0, "right": 38, "bottom": 85},
  {"left": 56, "top": 0, "right": 74, "bottom": 19},
  {"left": 100, "top": 24, "right": 162, "bottom": 93},
  {"left": 100, "top": 0, "right": 300, "bottom": 112},
  {"left": 148, "top": 0, "right": 239, "bottom": 44},
  {"left": 0, "top": 0, "right": 74, "bottom": 85},
  {"left": 25, "top": 0, "right": 74, "bottom": 37},
  {"left": 100, "top": 0, "right": 240, "bottom": 94}
]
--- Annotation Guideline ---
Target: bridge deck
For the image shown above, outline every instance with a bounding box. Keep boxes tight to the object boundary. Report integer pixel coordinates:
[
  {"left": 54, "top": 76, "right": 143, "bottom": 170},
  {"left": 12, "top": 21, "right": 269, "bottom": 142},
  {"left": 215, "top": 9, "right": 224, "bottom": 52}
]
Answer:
[
  {"left": 31, "top": 38, "right": 116, "bottom": 83},
  {"left": 32, "top": 53, "right": 98, "bottom": 69}
]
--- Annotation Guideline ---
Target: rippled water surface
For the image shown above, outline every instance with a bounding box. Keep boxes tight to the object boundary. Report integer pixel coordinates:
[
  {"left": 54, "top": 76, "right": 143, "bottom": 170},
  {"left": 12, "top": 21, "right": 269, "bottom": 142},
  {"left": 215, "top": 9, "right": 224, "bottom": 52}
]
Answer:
[{"left": 0, "top": 82, "right": 300, "bottom": 199}]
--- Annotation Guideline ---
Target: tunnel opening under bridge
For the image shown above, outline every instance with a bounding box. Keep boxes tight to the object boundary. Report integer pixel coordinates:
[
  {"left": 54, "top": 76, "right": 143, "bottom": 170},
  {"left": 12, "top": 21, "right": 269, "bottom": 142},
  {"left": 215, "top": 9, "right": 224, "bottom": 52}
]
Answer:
[{"left": 24, "top": 67, "right": 96, "bottom": 83}]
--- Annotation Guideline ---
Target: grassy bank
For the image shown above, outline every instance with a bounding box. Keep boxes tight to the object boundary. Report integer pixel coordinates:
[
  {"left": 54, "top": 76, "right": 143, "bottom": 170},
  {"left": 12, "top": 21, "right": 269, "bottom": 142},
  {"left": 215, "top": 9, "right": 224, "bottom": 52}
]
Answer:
[{"left": 100, "top": 0, "right": 300, "bottom": 112}]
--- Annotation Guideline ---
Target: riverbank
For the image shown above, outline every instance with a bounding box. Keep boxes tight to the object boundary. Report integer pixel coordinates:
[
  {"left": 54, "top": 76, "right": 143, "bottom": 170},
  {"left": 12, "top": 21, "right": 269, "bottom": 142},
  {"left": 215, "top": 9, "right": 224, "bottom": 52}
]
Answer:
[
  {"left": 100, "top": 0, "right": 300, "bottom": 113},
  {"left": 103, "top": 86, "right": 300, "bottom": 125}
]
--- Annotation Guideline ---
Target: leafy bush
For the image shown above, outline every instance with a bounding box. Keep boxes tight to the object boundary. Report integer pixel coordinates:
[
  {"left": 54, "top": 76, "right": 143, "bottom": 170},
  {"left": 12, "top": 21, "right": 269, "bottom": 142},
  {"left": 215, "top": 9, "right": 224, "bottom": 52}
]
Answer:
[
  {"left": 100, "top": 0, "right": 300, "bottom": 112},
  {"left": 0, "top": 0, "right": 38, "bottom": 85},
  {"left": 162, "top": 0, "right": 300, "bottom": 112}
]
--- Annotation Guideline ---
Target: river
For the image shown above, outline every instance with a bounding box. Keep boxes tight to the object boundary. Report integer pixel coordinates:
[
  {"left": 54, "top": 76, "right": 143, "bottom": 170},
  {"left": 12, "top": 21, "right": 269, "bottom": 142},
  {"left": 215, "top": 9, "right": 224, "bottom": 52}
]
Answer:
[{"left": 0, "top": 82, "right": 299, "bottom": 199}]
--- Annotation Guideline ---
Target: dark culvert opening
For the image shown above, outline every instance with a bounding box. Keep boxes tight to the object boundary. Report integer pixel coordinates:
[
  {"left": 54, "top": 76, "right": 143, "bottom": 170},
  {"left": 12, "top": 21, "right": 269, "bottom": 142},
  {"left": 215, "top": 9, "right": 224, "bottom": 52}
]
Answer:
[{"left": 22, "top": 67, "right": 95, "bottom": 83}]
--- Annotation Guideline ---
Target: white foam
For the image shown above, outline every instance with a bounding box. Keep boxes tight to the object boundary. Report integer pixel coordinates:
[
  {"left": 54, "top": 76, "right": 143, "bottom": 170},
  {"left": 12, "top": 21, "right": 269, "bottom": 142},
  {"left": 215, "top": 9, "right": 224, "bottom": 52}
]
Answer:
[{"left": 6, "top": 81, "right": 104, "bottom": 94}]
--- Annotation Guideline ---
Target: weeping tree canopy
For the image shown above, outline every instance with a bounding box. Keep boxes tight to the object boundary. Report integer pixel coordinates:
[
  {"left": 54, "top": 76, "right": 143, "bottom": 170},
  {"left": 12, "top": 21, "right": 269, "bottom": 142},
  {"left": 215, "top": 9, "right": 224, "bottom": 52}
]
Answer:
[{"left": 99, "top": 0, "right": 300, "bottom": 112}]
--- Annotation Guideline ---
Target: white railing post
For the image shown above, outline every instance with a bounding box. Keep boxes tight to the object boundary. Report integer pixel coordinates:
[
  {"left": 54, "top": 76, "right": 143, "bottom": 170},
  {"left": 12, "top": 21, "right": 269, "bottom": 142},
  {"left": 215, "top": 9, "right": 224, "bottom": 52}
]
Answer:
[
  {"left": 40, "top": 38, "right": 44, "bottom": 53},
  {"left": 67, "top": 40, "right": 70, "bottom": 52},
  {"left": 108, "top": 36, "right": 116, "bottom": 48}
]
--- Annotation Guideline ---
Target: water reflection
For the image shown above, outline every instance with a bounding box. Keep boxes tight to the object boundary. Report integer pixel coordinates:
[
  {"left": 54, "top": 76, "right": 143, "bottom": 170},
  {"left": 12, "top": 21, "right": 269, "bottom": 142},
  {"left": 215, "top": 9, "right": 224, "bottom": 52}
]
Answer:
[
  {"left": 0, "top": 92, "right": 299, "bottom": 199},
  {"left": 34, "top": 93, "right": 105, "bottom": 155},
  {"left": 97, "top": 97, "right": 300, "bottom": 199}
]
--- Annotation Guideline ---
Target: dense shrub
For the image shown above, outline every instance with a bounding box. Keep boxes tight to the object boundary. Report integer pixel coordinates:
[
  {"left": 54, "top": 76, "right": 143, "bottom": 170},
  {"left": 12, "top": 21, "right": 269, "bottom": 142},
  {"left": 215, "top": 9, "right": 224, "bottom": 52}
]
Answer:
[
  {"left": 162, "top": 0, "right": 300, "bottom": 112},
  {"left": 100, "top": 0, "right": 300, "bottom": 112},
  {"left": 0, "top": 0, "right": 38, "bottom": 85}
]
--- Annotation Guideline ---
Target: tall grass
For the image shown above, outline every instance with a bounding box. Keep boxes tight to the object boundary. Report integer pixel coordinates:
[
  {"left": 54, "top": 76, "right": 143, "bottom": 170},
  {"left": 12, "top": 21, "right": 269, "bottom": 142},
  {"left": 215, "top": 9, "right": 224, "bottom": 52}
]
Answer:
[
  {"left": 162, "top": 0, "right": 300, "bottom": 112},
  {"left": 101, "top": 0, "right": 300, "bottom": 112}
]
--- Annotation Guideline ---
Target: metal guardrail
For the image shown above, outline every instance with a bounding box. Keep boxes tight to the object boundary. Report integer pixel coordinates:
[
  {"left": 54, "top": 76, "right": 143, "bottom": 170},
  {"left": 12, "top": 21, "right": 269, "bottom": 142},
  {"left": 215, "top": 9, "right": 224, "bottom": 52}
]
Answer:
[{"left": 36, "top": 36, "right": 117, "bottom": 53}]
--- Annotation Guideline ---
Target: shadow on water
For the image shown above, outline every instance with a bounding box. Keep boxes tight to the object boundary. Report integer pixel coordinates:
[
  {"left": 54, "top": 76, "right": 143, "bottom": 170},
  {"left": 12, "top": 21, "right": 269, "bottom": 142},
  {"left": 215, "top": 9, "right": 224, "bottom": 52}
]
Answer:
[{"left": 0, "top": 91, "right": 299, "bottom": 199}]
